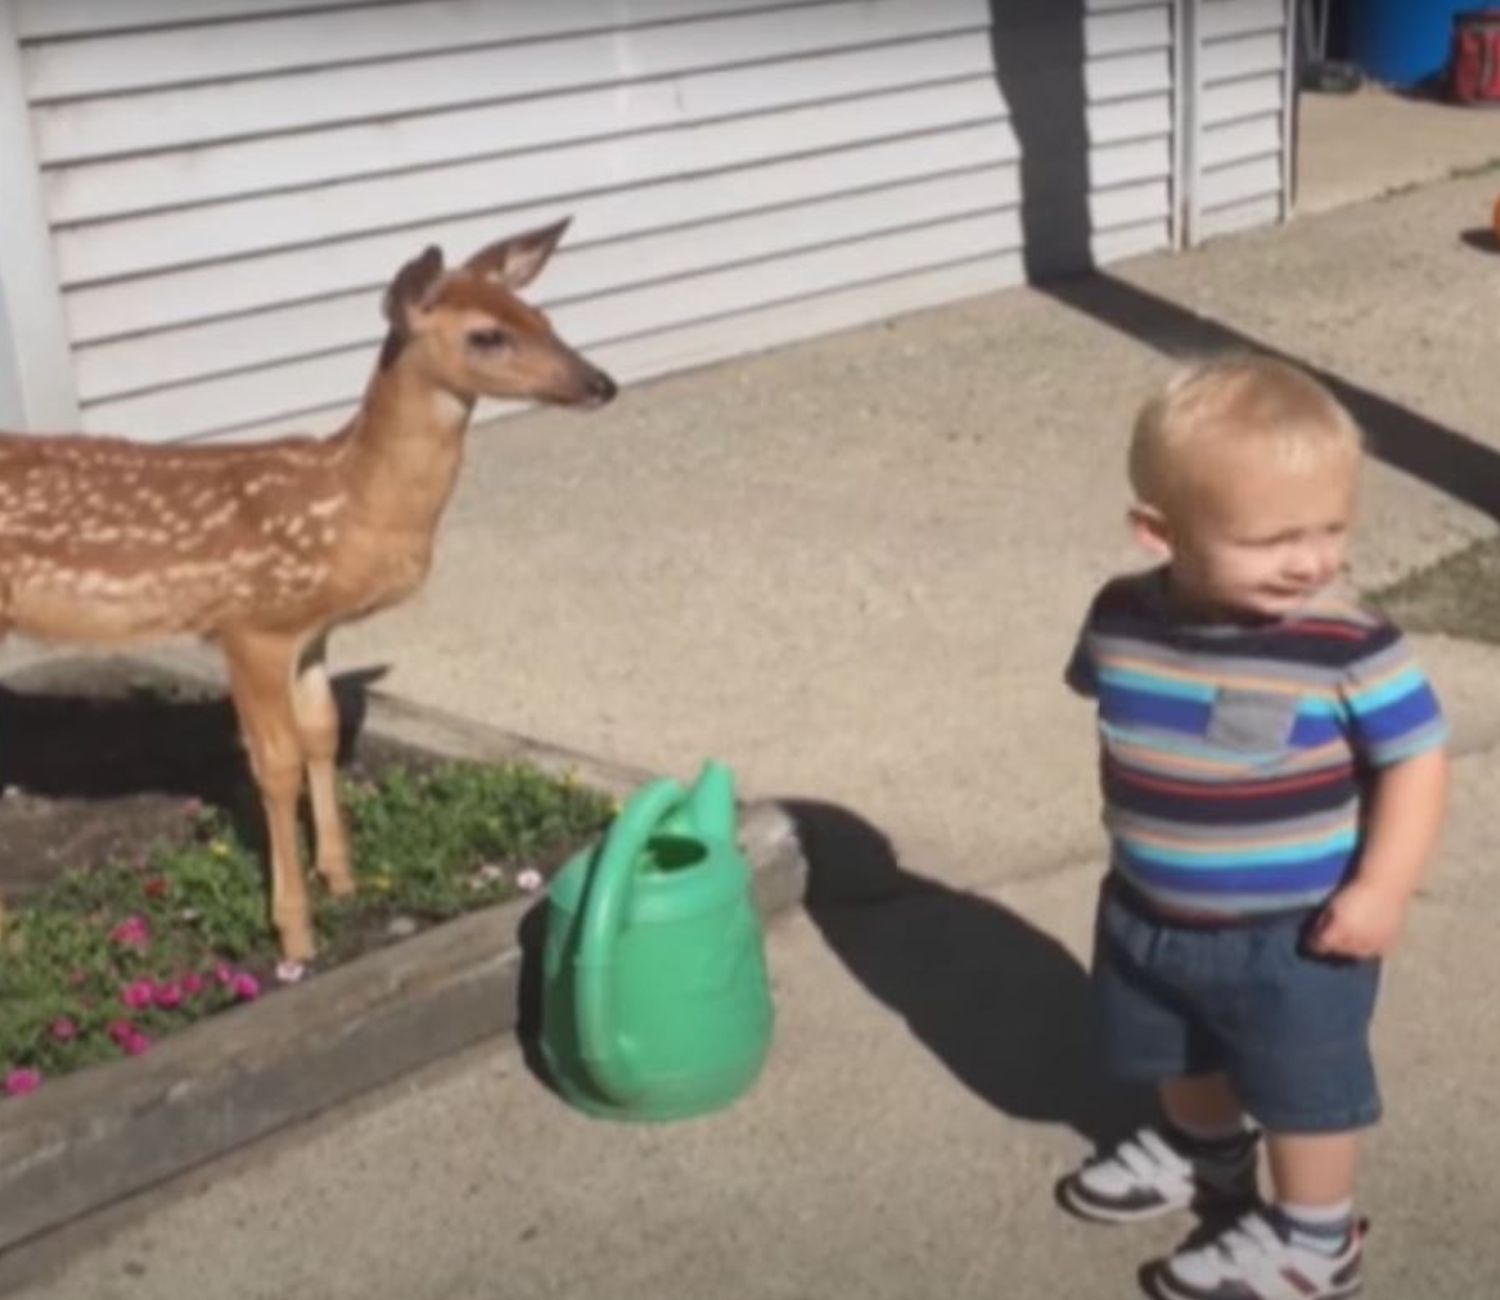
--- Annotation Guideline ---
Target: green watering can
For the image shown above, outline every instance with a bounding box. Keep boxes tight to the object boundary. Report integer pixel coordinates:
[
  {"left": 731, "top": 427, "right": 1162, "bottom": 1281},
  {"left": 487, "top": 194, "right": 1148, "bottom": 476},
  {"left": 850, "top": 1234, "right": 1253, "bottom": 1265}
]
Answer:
[{"left": 538, "top": 760, "right": 774, "bottom": 1122}]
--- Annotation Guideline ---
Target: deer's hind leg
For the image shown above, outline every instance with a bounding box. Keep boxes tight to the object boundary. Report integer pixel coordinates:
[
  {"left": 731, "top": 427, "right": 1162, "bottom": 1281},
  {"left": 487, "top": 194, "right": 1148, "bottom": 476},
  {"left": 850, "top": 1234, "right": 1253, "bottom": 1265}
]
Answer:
[
  {"left": 292, "top": 636, "right": 354, "bottom": 899},
  {"left": 222, "top": 629, "right": 316, "bottom": 965}
]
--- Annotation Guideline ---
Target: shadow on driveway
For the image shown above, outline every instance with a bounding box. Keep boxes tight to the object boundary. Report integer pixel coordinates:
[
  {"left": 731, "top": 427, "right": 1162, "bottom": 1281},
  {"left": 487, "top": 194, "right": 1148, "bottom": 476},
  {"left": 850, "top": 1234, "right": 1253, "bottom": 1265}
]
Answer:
[{"left": 785, "top": 799, "right": 1149, "bottom": 1148}]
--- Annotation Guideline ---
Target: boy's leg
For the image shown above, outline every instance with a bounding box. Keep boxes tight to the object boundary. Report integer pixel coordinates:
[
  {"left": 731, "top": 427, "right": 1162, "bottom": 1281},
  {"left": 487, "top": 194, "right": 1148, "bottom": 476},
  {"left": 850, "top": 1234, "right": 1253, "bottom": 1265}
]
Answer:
[
  {"left": 1155, "top": 1133, "right": 1363, "bottom": 1300},
  {"left": 1154, "top": 911, "right": 1374, "bottom": 1299},
  {"left": 1062, "top": 886, "right": 1260, "bottom": 1224},
  {"left": 1161, "top": 1073, "right": 1244, "bottom": 1135},
  {"left": 1266, "top": 1131, "right": 1358, "bottom": 1207}
]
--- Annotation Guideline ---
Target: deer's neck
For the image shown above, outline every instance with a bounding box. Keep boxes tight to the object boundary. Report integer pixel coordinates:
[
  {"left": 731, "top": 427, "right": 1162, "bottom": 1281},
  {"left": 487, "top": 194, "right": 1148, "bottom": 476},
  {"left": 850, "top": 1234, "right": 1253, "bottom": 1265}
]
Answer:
[{"left": 339, "top": 360, "right": 475, "bottom": 539}]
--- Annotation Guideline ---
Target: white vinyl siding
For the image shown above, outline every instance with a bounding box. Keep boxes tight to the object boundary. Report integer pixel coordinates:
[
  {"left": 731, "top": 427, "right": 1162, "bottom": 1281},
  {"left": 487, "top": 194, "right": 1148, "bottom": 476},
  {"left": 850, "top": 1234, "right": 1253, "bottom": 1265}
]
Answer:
[
  {"left": 1187, "top": 0, "right": 1294, "bottom": 244},
  {"left": 0, "top": 0, "right": 1265, "bottom": 442},
  {"left": 19, "top": 0, "right": 1019, "bottom": 440},
  {"left": 1084, "top": 0, "right": 1177, "bottom": 266}
]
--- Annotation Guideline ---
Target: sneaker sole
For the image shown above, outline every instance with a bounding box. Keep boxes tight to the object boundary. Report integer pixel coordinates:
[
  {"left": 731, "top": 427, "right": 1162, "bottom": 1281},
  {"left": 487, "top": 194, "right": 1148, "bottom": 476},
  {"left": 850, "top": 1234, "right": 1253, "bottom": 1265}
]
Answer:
[
  {"left": 1151, "top": 1265, "right": 1362, "bottom": 1300},
  {"left": 1057, "top": 1176, "right": 1255, "bottom": 1226}
]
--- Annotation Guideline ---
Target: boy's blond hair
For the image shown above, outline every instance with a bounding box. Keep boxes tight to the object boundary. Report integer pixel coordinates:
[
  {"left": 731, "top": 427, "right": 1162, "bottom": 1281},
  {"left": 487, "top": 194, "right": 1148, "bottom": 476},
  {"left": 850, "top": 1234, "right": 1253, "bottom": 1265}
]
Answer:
[{"left": 1129, "top": 354, "right": 1362, "bottom": 514}]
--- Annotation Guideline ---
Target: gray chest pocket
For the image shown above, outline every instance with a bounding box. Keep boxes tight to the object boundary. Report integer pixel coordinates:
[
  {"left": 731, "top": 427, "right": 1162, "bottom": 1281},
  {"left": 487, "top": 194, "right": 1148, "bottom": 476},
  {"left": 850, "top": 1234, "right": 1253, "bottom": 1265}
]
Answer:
[{"left": 1206, "top": 688, "right": 1300, "bottom": 754}]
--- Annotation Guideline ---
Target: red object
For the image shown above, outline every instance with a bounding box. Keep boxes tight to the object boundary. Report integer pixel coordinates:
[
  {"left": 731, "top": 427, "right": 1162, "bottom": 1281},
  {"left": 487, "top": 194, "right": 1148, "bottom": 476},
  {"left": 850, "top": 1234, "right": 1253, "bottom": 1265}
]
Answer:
[{"left": 1451, "top": 10, "right": 1500, "bottom": 103}]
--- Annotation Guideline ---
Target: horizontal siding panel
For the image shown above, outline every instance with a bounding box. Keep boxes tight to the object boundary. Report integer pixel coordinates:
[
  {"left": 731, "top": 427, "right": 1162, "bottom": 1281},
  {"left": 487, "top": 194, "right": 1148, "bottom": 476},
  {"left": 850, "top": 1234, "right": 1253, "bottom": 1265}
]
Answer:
[
  {"left": 1085, "top": 48, "right": 1171, "bottom": 102},
  {"left": 1200, "top": 31, "right": 1285, "bottom": 83},
  {"left": 29, "top": 0, "right": 988, "bottom": 162},
  {"left": 1199, "top": 0, "right": 1284, "bottom": 41},
  {"left": 54, "top": 78, "right": 1008, "bottom": 285},
  {"left": 22, "top": 0, "right": 801, "bottom": 100},
  {"left": 1090, "top": 178, "right": 1169, "bottom": 230},
  {"left": 1201, "top": 71, "right": 1282, "bottom": 125},
  {"left": 1200, "top": 115, "right": 1280, "bottom": 170},
  {"left": 73, "top": 167, "right": 1022, "bottom": 401},
  {"left": 1085, "top": 5, "right": 1170, "bottom": 57},
  {"left": 15, "top": 0, "right": 373, "bottom": 39},
  {"left": 208, "top": 250, "right": 1029, "bottom": 444},
  {"left": 1091, "top": 136, "right": 1170, "bottom": 188},
  {"left": 80, "top": 209, "right": 1020, "bottom": 439},
  {"left": 1093, "top": 216, "right": 1170, "bottom": 263},
  {"left": 44, "top": 30, "right": 997, "bottom": 225},
  {"left": 1197, "top": 193, "right": 1280, "bottom": 240},
  {"left": 65, "top": 121, "right": 1015, "bottom": 344},
  {"left": 1199, "top": 154, "right": 1281, "bottom": 210},
  {"left": 1087, "top": 91, "right": 1172, "bottom": 144}
]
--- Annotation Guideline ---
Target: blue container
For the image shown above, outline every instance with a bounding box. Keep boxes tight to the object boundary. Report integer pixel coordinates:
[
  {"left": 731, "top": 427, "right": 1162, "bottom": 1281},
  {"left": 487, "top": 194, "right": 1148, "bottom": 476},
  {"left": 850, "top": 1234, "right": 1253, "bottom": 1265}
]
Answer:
[{"left": 1350, "top": 0, "right": 1474, "bottom": 87}]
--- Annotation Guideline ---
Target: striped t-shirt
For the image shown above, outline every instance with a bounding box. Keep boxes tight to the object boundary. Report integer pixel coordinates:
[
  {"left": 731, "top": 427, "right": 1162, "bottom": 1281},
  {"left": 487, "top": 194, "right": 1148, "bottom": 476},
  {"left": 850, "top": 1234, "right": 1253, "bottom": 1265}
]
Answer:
[{"left": 1067, "top": 569, "right": 1447, "bottom": 917}]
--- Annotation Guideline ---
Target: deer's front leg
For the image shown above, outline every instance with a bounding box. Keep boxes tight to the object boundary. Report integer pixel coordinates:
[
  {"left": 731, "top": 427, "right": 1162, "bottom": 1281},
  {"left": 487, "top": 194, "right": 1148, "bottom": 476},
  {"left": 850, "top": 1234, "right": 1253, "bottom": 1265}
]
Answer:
[
  {"left": 223, "top": 631, "right": 316, "bottom": 966},
  {"left": 293, "top": 637, "right": 354, "bottom": 898}
]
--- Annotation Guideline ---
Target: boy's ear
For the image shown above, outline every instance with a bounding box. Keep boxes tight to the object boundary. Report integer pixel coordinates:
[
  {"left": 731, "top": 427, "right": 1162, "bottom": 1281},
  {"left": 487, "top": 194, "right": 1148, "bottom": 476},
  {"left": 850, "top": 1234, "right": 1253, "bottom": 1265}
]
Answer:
[{"left": 1127, "top": 502, "right": 1174, "bottom": 561}]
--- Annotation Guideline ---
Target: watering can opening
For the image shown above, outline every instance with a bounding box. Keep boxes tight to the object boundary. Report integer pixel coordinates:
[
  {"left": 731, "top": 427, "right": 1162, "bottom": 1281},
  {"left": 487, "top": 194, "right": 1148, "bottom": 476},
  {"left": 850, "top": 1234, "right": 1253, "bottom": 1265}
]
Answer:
[{"left": 644, "top": 834, "right": 708, "bottom": 873}]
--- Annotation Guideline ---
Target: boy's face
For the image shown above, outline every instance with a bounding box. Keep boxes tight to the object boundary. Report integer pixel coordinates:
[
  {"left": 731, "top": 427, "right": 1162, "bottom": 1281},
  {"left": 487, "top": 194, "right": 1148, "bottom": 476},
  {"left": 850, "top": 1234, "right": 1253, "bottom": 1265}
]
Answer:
[{"left": 1133, "top": 450, "right": 1359, "bottom": 621}]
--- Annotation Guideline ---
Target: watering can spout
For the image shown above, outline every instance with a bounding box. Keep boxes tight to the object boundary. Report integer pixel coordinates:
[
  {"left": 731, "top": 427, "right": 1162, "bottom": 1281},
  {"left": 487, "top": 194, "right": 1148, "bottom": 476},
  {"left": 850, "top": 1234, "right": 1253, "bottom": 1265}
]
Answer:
[{"left": 684, "top": 759, "right": 736, "bottom": 844}]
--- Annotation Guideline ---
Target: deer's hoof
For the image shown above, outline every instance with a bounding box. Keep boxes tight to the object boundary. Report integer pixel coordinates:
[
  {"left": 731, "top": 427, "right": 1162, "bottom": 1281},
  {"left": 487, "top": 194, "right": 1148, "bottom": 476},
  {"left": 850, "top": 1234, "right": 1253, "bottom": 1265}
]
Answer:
[{"left": 276, "top": 961, "right": 308, "bottom": 984}]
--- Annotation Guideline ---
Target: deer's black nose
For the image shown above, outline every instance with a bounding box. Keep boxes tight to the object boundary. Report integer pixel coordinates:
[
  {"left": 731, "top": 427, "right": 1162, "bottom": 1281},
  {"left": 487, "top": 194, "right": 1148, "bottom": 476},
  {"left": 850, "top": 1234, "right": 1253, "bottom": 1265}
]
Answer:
[{"left": 586, "top": 368, "right": 618, "bottom": 406}]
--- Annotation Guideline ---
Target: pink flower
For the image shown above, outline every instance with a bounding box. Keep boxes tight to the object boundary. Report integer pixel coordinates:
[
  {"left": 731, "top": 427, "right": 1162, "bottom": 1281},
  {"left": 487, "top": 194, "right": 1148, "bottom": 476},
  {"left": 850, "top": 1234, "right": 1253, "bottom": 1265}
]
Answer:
[
  {"left": 109, "top": 915, "right": 151, "bottom": 949},
  {"left": 230, "top": 972, "right": 260, "bottom": 1002},
  {"left": 153, "top": 980, "right": 184, "bottom": 1010},
  {"left": 213, "top": 961, "right": 234, "bottom": 986},
  {"left": 182, "top": 972, "right": 205, "bottom": 996},
  {"left": 4, "top": 1068, "right": 42, "bottom": 1097},
  {"left": 48, "top": 1017, "right": 77, "bottom": 1042},
  {"left": 107, "top": 1020, "right": 151, "bottom": 1056},
  {"left": 120, "top": 979, "right": 155, "bottom": 1010}
]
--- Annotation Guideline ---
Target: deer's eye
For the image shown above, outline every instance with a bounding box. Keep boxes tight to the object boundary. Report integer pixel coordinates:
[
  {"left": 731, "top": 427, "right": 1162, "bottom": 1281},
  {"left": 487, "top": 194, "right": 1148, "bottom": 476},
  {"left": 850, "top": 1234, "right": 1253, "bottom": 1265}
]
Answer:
[{"left": 466, "top": 328, "right": 511, "bottom": 350}]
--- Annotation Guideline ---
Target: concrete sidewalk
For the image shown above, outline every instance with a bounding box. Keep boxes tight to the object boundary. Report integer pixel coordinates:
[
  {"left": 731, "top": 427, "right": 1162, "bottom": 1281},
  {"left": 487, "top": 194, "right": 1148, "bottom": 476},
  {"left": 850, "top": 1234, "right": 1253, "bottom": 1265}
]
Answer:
[
  {"left": 8, "top": 172, "right": 1500, "bottom": 1298},
  {"left": 1297, "top": 83, "right": 1500, "bottom": 217}
]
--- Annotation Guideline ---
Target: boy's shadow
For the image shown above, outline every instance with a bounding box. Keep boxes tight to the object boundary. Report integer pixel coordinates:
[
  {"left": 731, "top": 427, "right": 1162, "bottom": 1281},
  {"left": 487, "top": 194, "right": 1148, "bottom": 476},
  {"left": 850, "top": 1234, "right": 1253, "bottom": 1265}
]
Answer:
[{"left": 784, "top": 799, "right": 1150, "bottom": 1148}]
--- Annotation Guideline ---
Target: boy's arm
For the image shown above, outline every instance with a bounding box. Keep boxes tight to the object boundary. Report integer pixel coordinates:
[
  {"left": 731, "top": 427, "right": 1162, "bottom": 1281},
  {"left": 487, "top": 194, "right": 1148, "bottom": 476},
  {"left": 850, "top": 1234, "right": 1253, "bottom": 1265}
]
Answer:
[{"left": 1311, "top": 745, "right": 1448, "bottom": 959}]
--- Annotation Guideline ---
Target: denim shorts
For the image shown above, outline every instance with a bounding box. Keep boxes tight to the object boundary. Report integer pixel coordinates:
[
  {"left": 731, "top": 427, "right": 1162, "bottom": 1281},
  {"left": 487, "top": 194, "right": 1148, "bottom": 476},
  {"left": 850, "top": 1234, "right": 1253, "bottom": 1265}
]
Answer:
[{"left": 1091, "top": 877, "right": 1382, "bottom": 1134}]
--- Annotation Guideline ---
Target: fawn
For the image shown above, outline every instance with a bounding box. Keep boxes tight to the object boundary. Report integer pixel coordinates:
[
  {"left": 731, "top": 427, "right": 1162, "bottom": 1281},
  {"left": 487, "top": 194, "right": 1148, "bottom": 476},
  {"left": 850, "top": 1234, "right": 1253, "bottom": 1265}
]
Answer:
[{"left": 0, "top": 217, "right": 615, "bottom": 975}]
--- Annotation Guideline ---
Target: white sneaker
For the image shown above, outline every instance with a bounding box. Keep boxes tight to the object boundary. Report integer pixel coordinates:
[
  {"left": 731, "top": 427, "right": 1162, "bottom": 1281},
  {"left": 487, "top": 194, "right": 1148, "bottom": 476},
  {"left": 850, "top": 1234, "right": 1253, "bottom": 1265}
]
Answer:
[
  {"left": 1155, "top": 1210, "right": 1364, "bottom": 1299},
  {"left": 1059, "top": 1127, "right": 1258, "bottom": 1224}
]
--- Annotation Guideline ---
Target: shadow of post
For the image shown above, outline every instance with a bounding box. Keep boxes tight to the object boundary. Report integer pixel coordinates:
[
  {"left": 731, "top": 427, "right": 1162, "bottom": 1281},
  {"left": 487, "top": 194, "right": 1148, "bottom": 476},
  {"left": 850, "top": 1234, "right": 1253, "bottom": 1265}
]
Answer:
[
  {"left": 1042, "top": 273, "right": 1500, "bottom": 521},
  {"left": 787, "top": 799, "right": 1149, "bottom": 1148},
  {"left": 987, "top": 0, "right": 1093, "bottom": 284}
]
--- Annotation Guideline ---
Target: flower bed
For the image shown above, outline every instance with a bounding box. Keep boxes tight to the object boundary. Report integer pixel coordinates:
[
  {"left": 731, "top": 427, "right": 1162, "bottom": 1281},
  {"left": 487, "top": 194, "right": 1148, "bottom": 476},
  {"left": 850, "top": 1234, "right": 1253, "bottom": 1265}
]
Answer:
[{"left": 0, "top": 759, "right": 612, "bottom": 1097}]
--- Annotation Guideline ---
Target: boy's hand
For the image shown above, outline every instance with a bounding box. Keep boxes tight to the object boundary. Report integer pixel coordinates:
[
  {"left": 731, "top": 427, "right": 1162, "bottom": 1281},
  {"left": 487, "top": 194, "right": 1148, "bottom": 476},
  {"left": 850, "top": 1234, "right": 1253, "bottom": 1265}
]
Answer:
[{"left": 1309, "top": 881, "right": 1410, "bottom": 959}]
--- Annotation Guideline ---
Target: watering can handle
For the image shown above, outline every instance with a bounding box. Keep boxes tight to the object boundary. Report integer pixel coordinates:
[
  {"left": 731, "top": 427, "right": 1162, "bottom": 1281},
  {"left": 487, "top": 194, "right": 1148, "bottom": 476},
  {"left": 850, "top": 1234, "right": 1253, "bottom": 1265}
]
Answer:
[{"left": 574, "top": 776, "right": 685, "bottom": 1103}]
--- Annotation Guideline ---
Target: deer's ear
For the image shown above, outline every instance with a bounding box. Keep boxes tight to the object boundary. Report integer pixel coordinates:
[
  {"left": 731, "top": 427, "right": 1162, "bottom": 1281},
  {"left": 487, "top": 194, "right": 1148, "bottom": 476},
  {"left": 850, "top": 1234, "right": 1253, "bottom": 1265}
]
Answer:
[
  {"left": 464, "top": 217, "right": 571, "bottom": 290},
  {"left": 382, "top": 245, "right": 445, "bottom": 327}
]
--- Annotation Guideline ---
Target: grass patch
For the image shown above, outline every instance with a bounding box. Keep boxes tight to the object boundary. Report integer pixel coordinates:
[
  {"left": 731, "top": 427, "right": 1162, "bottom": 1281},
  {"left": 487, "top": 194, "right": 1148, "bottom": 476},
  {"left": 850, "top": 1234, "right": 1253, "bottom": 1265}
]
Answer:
[{"left": 0, "top": 760, "right": 613, "bottom": 1096}]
